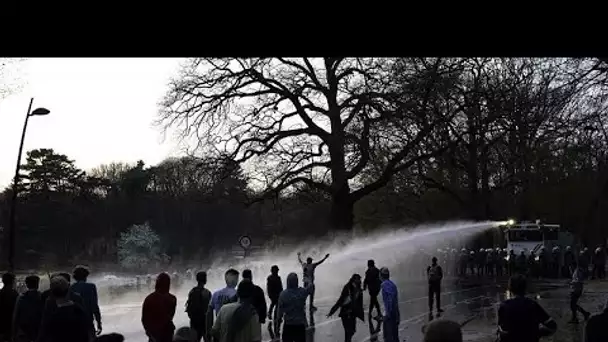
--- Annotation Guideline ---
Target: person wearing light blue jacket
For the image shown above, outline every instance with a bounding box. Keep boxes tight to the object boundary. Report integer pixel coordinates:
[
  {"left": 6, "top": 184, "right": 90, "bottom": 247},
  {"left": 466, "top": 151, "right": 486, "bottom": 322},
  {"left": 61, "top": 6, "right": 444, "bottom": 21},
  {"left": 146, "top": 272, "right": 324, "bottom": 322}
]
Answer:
[
  {"left": 380, "top": 267, "right": 400, "bottom": 342},
  {"left": 211, "top": 269, "right": 239, "bottom": 316}
]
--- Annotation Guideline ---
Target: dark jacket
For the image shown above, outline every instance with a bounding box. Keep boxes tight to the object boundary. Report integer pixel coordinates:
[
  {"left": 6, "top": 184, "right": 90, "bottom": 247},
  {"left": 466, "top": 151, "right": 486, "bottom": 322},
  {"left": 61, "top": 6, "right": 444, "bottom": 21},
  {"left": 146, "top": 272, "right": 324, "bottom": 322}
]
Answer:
[
  {"left": 142, "top": 274, "right": 177, "bottom": 342},
  {"left": 13, "top": 290, "right": 44, "bottom": 341},
  {"left": 0, "top": 287, "right": 19, "bottom": 338},
  {"left": 38, "top": 299, "right": 90, "bottom": 342},
  {"left": 266, "top": 274, "right": 283, "bottom": 301},
  {"left": 251, "top": 283, "right": 267, "bottom": 323},
  {"left": 364, "top": 267, "right": 381, "bottom": 294},
  {"left": 70, "top": 281, "right": 101, "bottom": 324},
  {"left": 328, "top": 283, "right": 364, "bottom": 321},
  {"left": 277, "top": 273, "right": 312, "bottom": 326},
  {"left": 585, "top": 309, "right": 608, "bottom": 342}
]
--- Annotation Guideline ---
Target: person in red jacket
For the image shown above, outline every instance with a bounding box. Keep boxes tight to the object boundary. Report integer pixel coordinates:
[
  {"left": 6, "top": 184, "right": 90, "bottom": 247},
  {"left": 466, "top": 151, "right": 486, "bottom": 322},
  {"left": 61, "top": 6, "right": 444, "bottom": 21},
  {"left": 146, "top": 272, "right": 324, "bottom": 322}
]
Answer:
[{"left": 142, "top": 273, "right": 177, "bottom": 342}]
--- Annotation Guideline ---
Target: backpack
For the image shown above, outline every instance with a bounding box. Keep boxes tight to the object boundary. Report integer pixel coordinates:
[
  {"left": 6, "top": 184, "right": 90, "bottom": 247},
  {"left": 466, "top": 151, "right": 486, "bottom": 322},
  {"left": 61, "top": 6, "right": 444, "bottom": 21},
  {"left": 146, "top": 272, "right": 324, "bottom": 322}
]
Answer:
[
  {"left": 186, "top": 287, "right": 211, "bottom": 319},
  {"left": 428, "top": 265, "right": 442, "bottom": 282}
]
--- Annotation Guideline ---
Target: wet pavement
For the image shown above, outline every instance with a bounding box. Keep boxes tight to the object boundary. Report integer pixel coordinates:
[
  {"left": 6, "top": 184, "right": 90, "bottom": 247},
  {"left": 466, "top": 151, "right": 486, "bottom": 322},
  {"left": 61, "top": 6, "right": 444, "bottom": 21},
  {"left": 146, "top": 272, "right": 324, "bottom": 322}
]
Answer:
[
  {"left": 99, "top": 275, "right": 608, "bottom": 342},
  {"left": 100, "top": 276, "right": 507, "bottom": 342}
]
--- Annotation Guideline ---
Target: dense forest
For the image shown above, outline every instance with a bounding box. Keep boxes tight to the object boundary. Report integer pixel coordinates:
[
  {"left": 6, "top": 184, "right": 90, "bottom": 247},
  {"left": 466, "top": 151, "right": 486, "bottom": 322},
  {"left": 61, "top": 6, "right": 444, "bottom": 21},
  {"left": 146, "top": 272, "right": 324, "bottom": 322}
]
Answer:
[{"left": 1, "top": 57, "right": 608, "bottom": 270}]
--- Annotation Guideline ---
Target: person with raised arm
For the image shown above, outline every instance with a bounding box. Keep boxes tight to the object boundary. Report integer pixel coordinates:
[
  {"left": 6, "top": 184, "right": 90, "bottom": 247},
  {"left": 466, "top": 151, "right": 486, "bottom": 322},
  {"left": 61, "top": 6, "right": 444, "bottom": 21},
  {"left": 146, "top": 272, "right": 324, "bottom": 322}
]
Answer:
[{"left": 297, "top": 252, "right": 329, "bottom": 312}]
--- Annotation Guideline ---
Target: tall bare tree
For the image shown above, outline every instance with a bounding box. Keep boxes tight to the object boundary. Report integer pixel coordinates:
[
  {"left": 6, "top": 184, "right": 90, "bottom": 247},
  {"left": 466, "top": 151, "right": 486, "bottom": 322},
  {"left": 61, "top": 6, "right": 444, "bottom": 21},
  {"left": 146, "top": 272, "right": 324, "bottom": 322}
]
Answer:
[{"left": 159, "top": 58, "right": 463, "bottom": 230}]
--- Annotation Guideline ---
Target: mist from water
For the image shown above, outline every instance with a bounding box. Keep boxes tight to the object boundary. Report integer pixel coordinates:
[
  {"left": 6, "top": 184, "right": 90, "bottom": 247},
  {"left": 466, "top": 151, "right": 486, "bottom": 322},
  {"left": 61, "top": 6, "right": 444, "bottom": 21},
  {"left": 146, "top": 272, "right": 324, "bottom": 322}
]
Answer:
[{"left": 98, "top": 220, "right": 506, "bottom": 340}]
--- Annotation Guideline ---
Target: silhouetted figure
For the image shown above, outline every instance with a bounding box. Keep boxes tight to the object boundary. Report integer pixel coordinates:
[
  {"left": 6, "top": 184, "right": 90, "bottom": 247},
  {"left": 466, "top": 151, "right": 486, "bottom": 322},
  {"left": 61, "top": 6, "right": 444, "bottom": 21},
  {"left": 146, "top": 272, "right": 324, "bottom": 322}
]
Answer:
[
  {"left": 580, "top": 248, "right": 590, "bottom": 279},
  {"left": 498, "top": 275, "right": 556, "bottom": 342},
  {"left": 266, "top": 265, "right": 283, "bottom": 321},
  {"left": 363, "top": 259, "right": 382, "bottom": 318},
  {"left": 71, "top": 265, "right": 102, "bottom": 337},
  {"left": 211, "top": 269, "right": 239, "bottom": 316},
  {"left": 551, "top": 247, "right": 561, "bottom": 278},
  {"left": 486, "top": 248, "right": 495, "bottom": 277},
  {"left": 12, "top": 275, "right": 43, "bottom": 342},
  {"left": 242, "top": 269, "right": 267, "bottom": 324},
  {"left": 276, "top": 273, "right": 313, "bottom": 342},
  {"left": 564, "top": 246, "right": 575, "bottom": 278},
  {"left": 508, "top": 250, "right": 516, "bottom": 276},
  {"left": 476, "top": 248, "right": 486, "bottom": 276},
  {"left": 327, "top": 274, "right": 364, "bottom": 342},
  {"left": 458, "top": 249, "right": 468, "bottom": 276},
  {"left": 380, "top": 267, "right": 400, "bottom": 342},
  {"left": 427, "top": 257, "right": 444, "bottom": 319},
  {"left": 173, "top": 326, "right": 196, "bottom": 342},
  {"left": 212, "top": 280, "right": 261, "bottom": 342},
  {"left": 528, "top": 252, "right": 538, "bottom": 278},
  {"left": 585, "top": 299, "right": 608, "bottom": 342},
  {"left": 593, "top": 247, "right": 606, "bottom": 280},
  {"left": 96, "top": 333, "right": 124, "bottom": 342},
  {"left": 38, "top": 275, "right": 90, "bottom": 342},
  {"left": 495, "top": 248, "right": 505, "bottom": 277},
  {"left": 186, "top": 271, "right": 212, "bottom": 342},
  {"left": 569, "top": 261, "right": 590, "bottom": 324},
  {"left": 423, "top": 319, "right": 462, "bottom": 342},
  {"left": 0, "top": 273, "right": 19, "bottom": 342},
  {"left": 297, "top": 252, "right": 329, "bottom": 312},
  {"left": 468, "top": 251, "right": 476, "bottom": 276},
  {"left": 142, "top": 273, "right": 177, "bottom": 342},
  {"left": 517, "top": 251, "right": 528, "bottom": 275},
  {"left": 41, "top": 273, "right": 85, "bottom": 308}
]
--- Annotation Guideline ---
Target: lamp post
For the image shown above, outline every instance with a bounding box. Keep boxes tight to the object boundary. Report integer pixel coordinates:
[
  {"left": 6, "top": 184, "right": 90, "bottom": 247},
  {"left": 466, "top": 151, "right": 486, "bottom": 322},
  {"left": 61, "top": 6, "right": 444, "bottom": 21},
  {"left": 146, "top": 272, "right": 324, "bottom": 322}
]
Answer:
[{"left": 7, "top": 98, "right": 50, "bottom": 272}]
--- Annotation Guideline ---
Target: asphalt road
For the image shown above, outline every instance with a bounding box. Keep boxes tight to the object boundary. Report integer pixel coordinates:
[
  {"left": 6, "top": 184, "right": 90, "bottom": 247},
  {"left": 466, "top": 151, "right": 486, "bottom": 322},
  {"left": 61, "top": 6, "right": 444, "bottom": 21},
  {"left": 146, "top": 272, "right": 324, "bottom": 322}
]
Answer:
[{"left": 100, "top": 276, "right": 509, "bottom": 342}]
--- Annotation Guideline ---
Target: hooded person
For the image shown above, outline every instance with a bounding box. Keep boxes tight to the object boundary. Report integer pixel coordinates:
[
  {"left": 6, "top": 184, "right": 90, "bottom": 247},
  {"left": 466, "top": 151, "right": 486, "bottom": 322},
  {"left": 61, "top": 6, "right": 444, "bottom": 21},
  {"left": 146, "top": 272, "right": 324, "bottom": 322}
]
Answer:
[
  {"left": 211, "top": 280, "right": 261, "bottom": 342},
  {"left": 211, "top": 269, "right": 239, "bottom": 316},
  {"left": 276, "top": 273, "right": 314, "bottom": 342},
  {"left": 142, "top": 273, "right": 177, "bottom": 342},
  {"left": 327, "top": 274, "right": 364, "bottom": 342},
  {"left": 37, "top": 275, "right": 90, "bottom": 342},
  {"left": 380, "top": 267, "right": 400, "bottom": 342},
  {"left": 12, "top": 275, "right": 43, "bottom": 342}
]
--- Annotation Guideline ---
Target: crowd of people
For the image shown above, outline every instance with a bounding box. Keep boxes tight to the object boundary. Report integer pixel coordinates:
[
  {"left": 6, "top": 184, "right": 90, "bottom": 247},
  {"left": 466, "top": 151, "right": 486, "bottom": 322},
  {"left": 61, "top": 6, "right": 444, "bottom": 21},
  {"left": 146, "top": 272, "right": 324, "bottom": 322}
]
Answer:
[
  {"left": 428, "top": 245, "right": 608, "bottom": 280},
  {"left": 1, "top": 247, "right": 608, "bottom": 342}
]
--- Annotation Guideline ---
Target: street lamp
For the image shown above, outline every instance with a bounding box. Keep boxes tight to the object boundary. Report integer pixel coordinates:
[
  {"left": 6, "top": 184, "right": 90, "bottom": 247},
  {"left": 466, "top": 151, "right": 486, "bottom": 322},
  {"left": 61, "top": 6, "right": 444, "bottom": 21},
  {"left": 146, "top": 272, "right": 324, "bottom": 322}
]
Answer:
[{"left": 7, "top": 98, "right": 50, "bottom": 272}]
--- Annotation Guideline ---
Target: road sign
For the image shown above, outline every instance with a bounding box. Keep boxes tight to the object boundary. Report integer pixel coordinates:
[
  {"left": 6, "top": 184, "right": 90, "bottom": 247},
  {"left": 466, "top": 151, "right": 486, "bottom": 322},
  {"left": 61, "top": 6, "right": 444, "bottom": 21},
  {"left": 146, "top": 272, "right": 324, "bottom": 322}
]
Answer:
[{"left": 239, "top": 235, "right": 252, "bottom": 249}]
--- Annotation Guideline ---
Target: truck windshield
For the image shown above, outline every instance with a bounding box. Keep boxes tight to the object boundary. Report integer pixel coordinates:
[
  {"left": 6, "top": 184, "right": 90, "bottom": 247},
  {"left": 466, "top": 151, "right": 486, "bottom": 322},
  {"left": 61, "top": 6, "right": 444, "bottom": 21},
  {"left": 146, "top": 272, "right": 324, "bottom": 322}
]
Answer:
[{"left": 508, "top": 230, "right": 543, "bottom": 242}]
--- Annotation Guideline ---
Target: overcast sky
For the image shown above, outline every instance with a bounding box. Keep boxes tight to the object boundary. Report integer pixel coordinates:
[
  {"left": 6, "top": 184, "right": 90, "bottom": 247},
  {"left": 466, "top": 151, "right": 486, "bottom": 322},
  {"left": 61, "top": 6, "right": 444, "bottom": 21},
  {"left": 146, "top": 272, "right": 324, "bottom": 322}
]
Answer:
[{"left": 0, "top": 58, "right": 185, "bottom": 189}]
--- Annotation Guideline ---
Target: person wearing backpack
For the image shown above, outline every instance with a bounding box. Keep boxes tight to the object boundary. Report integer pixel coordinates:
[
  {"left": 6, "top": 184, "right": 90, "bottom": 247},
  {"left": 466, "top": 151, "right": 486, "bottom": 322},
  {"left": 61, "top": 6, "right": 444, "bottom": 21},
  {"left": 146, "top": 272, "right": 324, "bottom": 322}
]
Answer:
[
  {"left": 186, "top": 272, "right": 212, "bottom": 342},
  {"left": 427, "top": 257, "right": 444, "bottom": 320}
]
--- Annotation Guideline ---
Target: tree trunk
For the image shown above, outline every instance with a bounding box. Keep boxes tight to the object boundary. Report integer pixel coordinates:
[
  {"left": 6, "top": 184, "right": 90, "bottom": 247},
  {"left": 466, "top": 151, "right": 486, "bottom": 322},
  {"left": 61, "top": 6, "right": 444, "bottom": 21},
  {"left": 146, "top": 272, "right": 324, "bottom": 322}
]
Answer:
[{"left": 330, "top": 191, "right": 354, "bottom": 231}]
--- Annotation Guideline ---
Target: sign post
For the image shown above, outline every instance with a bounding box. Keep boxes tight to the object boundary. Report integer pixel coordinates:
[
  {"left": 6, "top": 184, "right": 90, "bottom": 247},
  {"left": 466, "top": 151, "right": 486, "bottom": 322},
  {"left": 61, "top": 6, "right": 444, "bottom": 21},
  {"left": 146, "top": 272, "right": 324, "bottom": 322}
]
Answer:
[{"left": 239, "top": 235, "right": 252, "bottom": 258}]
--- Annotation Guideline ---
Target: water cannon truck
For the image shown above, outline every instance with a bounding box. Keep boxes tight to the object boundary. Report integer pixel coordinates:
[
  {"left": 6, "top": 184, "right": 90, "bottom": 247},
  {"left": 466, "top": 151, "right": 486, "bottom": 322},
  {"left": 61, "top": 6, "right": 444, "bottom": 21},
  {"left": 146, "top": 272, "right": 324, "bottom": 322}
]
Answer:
[{"left": 500, "top": 219, "right": 574, "bottom": 256}]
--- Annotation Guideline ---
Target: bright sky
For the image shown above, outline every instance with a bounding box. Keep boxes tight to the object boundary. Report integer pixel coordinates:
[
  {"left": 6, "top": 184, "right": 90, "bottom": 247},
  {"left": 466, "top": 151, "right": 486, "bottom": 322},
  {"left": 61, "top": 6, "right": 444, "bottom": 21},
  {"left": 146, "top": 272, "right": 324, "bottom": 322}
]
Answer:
[{"left": 0, "top": 58, "right": 186, "bottom": 189}]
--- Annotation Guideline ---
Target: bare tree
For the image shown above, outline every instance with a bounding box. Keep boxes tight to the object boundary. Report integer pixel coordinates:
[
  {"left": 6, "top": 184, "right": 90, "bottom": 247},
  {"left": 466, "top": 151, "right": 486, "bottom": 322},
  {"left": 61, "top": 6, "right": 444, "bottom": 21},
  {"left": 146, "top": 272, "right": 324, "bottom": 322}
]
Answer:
[{"left": 159, "top": 58, "right": 462, "bottom": 230}]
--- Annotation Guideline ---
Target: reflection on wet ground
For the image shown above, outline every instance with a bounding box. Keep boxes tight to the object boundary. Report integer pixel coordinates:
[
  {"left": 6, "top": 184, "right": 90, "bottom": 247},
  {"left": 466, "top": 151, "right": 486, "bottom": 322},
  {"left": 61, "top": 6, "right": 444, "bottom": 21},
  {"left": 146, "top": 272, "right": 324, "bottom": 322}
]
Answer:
[{"left": 102, "top": 276, "right": 589, "bottom": 342}]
